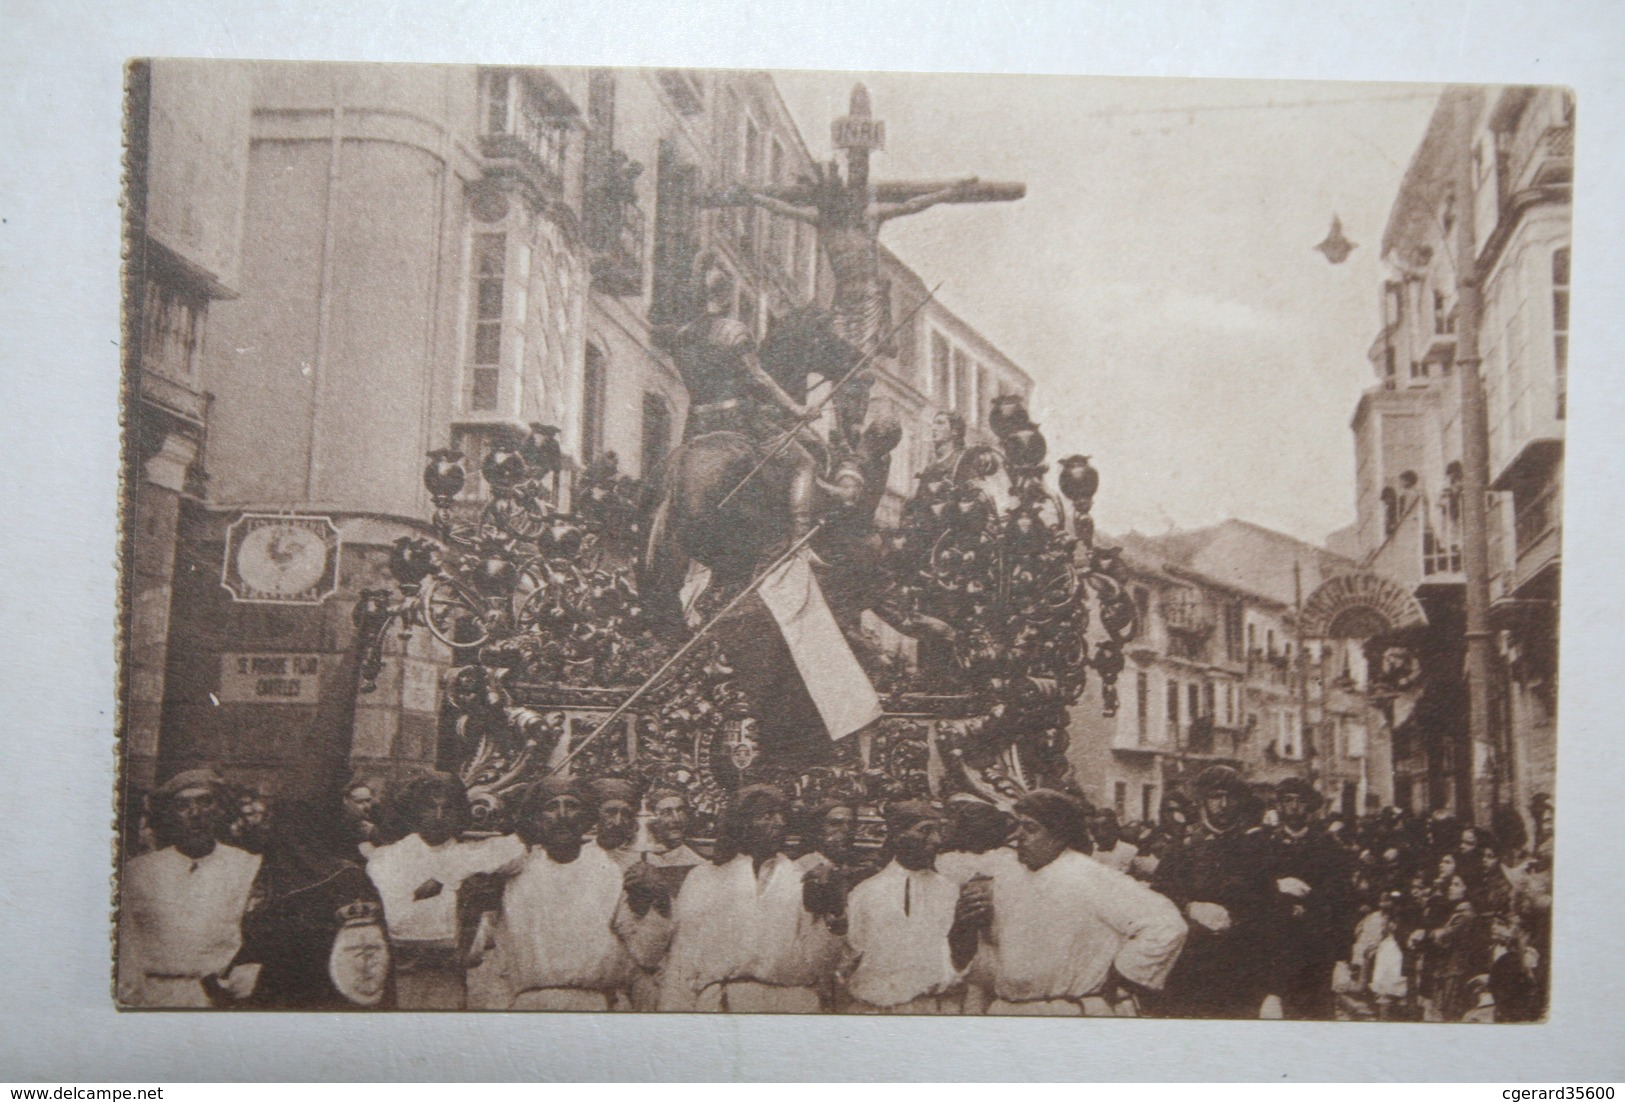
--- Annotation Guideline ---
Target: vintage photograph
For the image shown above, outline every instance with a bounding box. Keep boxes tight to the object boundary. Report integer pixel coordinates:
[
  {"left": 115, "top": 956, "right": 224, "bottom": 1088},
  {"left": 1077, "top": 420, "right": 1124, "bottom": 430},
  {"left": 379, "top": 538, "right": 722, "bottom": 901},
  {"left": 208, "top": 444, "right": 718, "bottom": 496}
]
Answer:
[{"left": 119, "top": 61, "right": 1568, "bottom": 1021}]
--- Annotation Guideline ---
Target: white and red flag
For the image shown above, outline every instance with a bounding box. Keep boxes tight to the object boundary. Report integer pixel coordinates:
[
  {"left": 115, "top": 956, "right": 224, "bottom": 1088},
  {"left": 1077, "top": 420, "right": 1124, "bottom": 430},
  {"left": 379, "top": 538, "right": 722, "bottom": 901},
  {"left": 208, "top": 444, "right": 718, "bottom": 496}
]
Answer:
[{"left": 707, "top": 550, "right": 882, "bottom": 767}]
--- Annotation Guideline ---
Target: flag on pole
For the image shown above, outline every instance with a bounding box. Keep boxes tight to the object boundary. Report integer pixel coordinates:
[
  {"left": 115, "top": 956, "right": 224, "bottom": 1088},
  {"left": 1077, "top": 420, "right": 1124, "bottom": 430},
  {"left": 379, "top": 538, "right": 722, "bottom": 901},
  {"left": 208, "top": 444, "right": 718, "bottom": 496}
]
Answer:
[
  {"left": 708, "top": 549, "right": 881, "bottom": 770},
  {"left": 754, "top": 550, "right": 883, "bottom": 742}
]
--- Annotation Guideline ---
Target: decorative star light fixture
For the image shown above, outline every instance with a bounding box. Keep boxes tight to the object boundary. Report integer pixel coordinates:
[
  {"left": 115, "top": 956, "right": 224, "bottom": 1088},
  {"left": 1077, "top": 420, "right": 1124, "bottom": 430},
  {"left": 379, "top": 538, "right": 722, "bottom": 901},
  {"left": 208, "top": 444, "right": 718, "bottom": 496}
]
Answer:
[{"left": 1314, "top": 214, "right": 1357, "bottom": 264}]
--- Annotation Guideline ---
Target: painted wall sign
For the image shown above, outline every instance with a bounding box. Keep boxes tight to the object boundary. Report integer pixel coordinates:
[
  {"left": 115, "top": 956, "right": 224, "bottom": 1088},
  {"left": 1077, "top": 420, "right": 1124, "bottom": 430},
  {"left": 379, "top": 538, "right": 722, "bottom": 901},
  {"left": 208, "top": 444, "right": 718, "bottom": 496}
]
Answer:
[
  {"left": 219, "top": 652, "right": 324, "bottom": 704},
  {"left": 222, "top": 513, "right": 340, "bottom": 604}
]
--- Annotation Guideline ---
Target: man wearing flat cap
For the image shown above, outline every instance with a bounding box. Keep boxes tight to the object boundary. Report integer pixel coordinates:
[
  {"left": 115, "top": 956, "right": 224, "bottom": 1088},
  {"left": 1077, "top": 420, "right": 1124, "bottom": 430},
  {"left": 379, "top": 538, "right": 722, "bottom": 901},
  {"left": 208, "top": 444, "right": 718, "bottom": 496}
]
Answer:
[
  {"left": 839, "top": 800, "right": 969, "bottom": 1013},
  {"left": 1150, "top": 765, "right": 1278, "bottom": 1018},
  {"left": 586, "top": 776, "right": 644, "bottom": 870},
  {"left": 1265, "top": 777, "right": 1355, "bottom": 1020},
  {"left": 959, "top": 789, "right": 1188, "bottom": 1016},
  {"left": 118, "top": 769, "right": 263, "bottom": 1006},
  {"left": 790, "top": 797, "right": 869, "bottom": 1007},
  {"left": 478, "top": 775, "right": 639, "bottom": 1010},
  {"left": 658, "top": 784, "right": 831, "bottom": 1011}
]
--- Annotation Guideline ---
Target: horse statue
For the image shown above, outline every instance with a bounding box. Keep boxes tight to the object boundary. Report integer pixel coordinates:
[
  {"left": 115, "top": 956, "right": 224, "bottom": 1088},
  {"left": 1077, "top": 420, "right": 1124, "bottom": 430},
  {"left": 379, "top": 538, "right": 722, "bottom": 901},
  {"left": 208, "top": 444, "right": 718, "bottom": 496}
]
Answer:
[{"left": 639, "top": 282, "right": 900, "bottom": 629}]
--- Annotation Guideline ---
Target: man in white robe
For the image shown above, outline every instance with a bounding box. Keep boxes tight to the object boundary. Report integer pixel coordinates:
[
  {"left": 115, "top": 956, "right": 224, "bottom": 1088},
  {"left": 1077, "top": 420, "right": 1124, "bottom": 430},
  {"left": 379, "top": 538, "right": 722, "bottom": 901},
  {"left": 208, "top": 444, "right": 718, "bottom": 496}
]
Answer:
[
  {"left": 365, "top": 772, "right": 522, "bottom": 1009},
  {"left": 791, "top": 799, "right": 869, "bottom": 1008},
  {"left": 1088, "top": 808, "right": 1140, "bottom": 874},
  {"left": 585, "top": 777, "right": 642, "bottom": 870},
  {"left": 960, "top": 789, "right": 1188, "bottom": 1016},
  {"left": 658, "top": 785, "right": 836, "bottom": 1012},
  {"left": 118, "top": 770, "right": 262, "bottom": 1007},
  {"left": 478, "top": 777, "right": 638, "bottom": 1010},
  {"left": 839, "top": 800, "right": 970, "bottom": 1014},
  {"left": 935, "top": 798, "right": 1020, "bottom": 1013}
]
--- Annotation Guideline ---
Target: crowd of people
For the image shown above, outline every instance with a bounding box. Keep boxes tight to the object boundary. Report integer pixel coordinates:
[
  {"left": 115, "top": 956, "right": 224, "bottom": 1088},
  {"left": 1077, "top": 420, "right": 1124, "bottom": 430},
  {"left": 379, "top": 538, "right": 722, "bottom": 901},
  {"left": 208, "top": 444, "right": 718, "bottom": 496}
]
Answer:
[{"left": 116, "top": 765, "right": 1552, "bottom": 1021}]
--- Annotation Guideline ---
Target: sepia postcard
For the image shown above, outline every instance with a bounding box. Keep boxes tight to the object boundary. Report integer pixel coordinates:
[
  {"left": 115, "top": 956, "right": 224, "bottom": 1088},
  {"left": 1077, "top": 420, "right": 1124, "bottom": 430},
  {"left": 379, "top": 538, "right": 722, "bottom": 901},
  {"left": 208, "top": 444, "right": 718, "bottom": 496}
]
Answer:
[{"left": 118, "top": 59, "right": 1568, "bottom": 1022}]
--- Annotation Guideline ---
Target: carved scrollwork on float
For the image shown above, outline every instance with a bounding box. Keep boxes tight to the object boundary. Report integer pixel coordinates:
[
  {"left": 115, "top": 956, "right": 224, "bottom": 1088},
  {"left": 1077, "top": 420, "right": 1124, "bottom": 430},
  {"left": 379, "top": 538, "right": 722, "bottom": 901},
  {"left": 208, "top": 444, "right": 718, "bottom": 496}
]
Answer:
[{"left": 354, "top": 392, "right": 1136, "bottom": 817}]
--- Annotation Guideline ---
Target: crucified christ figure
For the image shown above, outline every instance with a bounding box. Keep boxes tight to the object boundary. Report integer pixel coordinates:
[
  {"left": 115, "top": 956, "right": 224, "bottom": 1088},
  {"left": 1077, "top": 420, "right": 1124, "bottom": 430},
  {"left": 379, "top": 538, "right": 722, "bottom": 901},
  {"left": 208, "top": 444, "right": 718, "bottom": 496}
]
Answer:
[
  {"left": 717, "top": 165, "right": 982, "bottom": 357},
  {"left": 702, "top": 84, "right": 1024, "bottom": 449}
]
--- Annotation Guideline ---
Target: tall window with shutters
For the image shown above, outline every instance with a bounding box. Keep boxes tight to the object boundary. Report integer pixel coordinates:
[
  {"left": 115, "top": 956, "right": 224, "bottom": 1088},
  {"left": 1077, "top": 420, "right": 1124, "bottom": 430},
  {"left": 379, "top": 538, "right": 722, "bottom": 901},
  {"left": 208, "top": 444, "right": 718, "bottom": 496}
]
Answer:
[
  {"left": 468, "top": 233, "right": 506, "bottom": 412},
  {"left": 640, "top": 392, "right": 672, "bottom": 481},
  {"left": 740, "top": 116, "right": 761, "bottom": 255},
  {"left": 581, "top": 344, "right": 607, "bottom": 466},
  {"left": 952, "top": 348, "right": 971, "bottom": 414},
  {"left": 650, "top": 140, "right": 700, "bottom": 327},
  {"left": 931, "top": 332, "right": 951, "bottom": 402}
]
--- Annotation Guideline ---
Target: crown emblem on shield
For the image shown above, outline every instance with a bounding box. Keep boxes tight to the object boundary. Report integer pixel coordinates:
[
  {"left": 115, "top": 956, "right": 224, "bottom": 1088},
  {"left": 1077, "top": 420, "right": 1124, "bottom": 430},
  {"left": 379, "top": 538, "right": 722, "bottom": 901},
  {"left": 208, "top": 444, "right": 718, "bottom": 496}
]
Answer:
[{"left": 335, "top": 899, "right": 383, "bottom": 927}]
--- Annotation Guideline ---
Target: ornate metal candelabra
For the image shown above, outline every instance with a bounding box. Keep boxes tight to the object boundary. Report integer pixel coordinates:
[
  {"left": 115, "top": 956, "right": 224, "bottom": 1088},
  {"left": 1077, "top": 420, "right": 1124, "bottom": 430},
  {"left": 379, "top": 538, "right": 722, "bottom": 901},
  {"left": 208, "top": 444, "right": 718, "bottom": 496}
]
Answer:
[{"left": 354, "top": 398, "right": 1136, "bottom": 829}]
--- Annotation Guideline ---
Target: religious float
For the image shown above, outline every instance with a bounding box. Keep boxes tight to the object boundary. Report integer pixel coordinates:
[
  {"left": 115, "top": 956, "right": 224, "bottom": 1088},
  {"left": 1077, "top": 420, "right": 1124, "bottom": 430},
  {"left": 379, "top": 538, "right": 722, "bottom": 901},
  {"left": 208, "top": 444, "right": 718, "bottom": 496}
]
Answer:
[
  {"left": 350, "top": 84, "right": 1138, "bottom": 843},
  {"left": 353, "top": 387, "right": 1136, "bottom": 844}
]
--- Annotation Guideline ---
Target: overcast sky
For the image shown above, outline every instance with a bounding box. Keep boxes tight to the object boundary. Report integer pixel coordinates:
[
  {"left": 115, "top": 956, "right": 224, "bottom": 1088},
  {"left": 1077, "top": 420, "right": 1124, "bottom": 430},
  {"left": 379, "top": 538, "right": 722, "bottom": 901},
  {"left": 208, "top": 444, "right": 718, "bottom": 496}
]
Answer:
[{"left": 773, "top": 71, "right": 1441, "bottom": 546}]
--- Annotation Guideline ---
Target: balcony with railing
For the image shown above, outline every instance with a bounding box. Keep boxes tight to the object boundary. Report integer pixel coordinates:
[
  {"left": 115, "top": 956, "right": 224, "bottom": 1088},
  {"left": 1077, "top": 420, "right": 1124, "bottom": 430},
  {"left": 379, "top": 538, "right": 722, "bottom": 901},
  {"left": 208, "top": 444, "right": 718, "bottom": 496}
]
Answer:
[
  {"left": 1161, "top": 590, "right": 1214, "bottom": 638},
  {"left": 585, "top": 150, "right": 646, "bottom": 296},
  {"left": 1370, "top": 491, "right": 1465, "bottom": 593},
  {"left": 1425, "top": 299, "right": 1458, "bottom": 365},
  {"left": 1507, "top": 472, "right": 1561, "bottom": 599},
  {"left": 1423, "top": 492, "right": 1464, "bottom": 577},
  {"left": 480, "top": 70, "right": 577, "bottom": 203},
  {"left": 1506, "top": 122, "right": 1574, "bottom": 196},
  {"left": 1179, "top": 715, "right": 1247, "bottom": 763}
]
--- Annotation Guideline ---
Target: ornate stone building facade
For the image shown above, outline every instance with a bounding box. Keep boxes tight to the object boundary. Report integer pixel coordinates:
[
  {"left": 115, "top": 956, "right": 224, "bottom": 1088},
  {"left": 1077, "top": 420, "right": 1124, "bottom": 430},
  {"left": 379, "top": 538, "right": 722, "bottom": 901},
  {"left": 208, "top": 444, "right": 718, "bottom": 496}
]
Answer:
[
  {"left": 122, "top": 63, "right": 1044, "bottom": 804},
  {"left": 1345, "top": 85, "right": 1568, "bottom": 833},
  {"left": 1069, "top": 521, "right": 1389, "bottom": 826}
]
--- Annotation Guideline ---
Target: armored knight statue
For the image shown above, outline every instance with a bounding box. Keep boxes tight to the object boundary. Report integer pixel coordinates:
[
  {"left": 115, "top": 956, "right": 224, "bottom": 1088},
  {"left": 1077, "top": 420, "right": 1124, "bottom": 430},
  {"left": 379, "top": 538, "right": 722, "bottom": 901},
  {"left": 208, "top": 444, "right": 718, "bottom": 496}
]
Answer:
[{"left": 666, "top": 261, "right": 825, "bottom": 548}]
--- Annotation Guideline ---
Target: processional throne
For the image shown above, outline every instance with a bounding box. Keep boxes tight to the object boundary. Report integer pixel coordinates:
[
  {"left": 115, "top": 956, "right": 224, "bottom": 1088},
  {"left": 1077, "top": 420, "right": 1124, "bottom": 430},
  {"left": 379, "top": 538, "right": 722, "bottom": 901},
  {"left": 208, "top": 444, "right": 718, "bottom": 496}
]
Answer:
[{"left": 355, "top": 353, "right": 1137, "bottom": 843}]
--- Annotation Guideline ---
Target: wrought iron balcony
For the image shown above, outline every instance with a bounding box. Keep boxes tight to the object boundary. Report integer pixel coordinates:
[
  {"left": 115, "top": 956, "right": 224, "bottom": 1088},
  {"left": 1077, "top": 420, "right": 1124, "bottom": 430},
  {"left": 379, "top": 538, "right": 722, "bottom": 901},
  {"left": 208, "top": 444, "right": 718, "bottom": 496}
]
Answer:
[
  {"left": 1160, "top": 592, "right": 1214, "bottom": 637},
  {"left": 478, "top": 70, "right": 575, "bottom": 204},
  {"left": 586, "top": 187, "right": 646, "bottom": 296},
  {"left": 1185, "top": 714, "right": 1216, "bottom": 755},
  {"left": 1508, "top": 124, "right": 1574, "bottom": 195},
  {"left": 480, "top": 132, "right": 566, "bottom": 200}
]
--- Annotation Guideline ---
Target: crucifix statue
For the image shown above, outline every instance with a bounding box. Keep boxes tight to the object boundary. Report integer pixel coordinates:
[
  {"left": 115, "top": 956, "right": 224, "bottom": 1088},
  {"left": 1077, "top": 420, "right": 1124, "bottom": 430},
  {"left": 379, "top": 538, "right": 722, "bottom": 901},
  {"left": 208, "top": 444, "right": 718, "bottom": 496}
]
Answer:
[{"left": 704, "top": 83, "right": 1025, "bottom": 435}]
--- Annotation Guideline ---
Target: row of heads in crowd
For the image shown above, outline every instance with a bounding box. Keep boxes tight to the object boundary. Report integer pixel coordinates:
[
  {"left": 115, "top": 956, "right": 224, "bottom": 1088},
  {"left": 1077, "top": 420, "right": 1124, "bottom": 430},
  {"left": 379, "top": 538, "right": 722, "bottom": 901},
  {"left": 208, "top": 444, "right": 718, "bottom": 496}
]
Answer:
[
  {"left": 126, "top": 763, "right": 1553, "bottom": 883},
  {"left": 128, "top": 768, "right": 1041, "bottom": 865}
]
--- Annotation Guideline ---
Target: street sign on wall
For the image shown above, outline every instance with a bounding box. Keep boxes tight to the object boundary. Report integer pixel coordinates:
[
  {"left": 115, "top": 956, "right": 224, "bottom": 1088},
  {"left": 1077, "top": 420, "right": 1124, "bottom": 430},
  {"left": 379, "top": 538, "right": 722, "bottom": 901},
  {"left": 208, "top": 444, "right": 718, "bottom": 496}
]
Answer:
[{"left": 219, "top": 652, "right": 325, "bottom": 704}]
